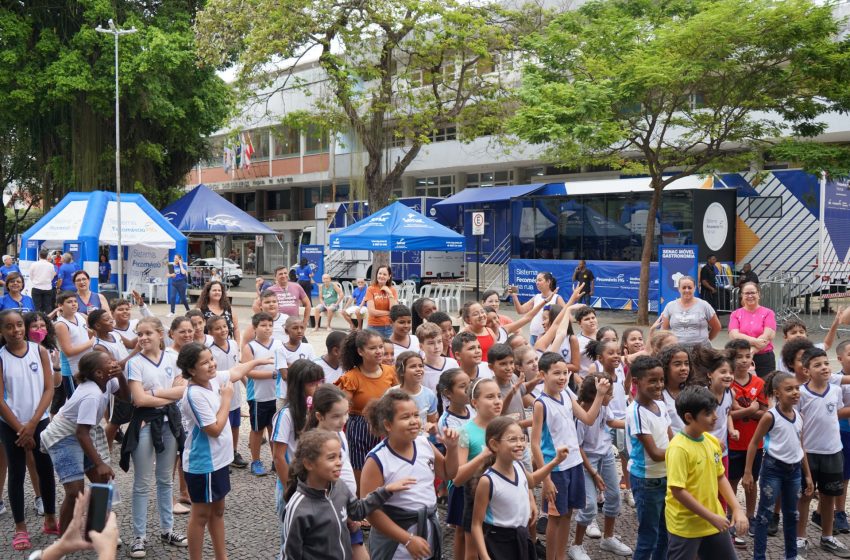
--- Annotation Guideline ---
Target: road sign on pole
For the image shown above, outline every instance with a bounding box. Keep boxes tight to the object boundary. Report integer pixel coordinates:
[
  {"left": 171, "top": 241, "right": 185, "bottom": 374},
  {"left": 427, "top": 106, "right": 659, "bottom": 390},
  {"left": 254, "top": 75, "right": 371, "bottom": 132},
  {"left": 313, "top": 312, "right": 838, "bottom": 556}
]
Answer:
[
  {"left": 472, "top": 211, "right": 485, "bottom": 301},
  {"left": 472, "top": 212, "right": 485, "bottom": 236}
]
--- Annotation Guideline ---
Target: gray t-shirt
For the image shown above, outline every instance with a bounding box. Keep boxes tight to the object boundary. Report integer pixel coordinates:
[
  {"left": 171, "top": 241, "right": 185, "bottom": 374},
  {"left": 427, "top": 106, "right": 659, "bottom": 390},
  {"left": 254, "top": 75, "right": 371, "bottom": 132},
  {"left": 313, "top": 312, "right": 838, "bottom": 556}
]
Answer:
[{"left": 662, "top": 298, "right": 715, "bottom": 346}]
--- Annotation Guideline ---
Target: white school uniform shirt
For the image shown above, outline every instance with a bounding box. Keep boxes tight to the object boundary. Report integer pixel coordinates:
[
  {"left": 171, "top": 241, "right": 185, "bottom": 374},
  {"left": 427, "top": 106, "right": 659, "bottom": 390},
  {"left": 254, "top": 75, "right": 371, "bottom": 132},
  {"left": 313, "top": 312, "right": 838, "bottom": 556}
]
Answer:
[
  {"left": 424, "top": 356, "right": 459, "bottom": 395},
  {"left": 0, "top": 342, "right": 48, "bottom": 423},
  {"left": 278, "top": 341, "right": 317, "bottom": 398},
  {"left": 528, "top": 293, "right": 548, "bottom": 337},
  {"left": 576, "top": 333, "right": 593, "bottom": 374},
  {"left": 663, "top": 389, "right": 685, "bottom": 435},
  {"left": 392, "top": 334, "right": 420, "bottom": 358},
  {"left": 271, "top": 313, "right": 288, "bottom": 343},
  {"left": 315, "top": 357, "right": 344, "bottom": 385},
  {"left": 271, "top": 407, "right": 297, "bottom": 464},
  {"left": 575, "top": 405, "right": 612, "bottom": 456},
  {"left": 338, "top": 431, "right": 357, "bottom": 496},
  {"left": 496, "top": 326, "right": 509, "bottom": 344},
  {"left": 483, "top": 461, "right": 531, "bottom": 529},
  {"left": 208, "top": 339, "right": 241, "bottom": 412},
  {"left": 57, "top": 378, "right": 119, "bottom": 426},
  {"left": 56, "top": 312, "right": 89, "bottom": 376},
  {"left": 596, "top": 364, "right": 627, "bottom": 421},
  {"left": 367, "top": 435, "right": 437, "bottom": 559},
  {"left": 626, "top": 400, "right": 671, "bottom": 479},
  {"left": 126, "top": 350, "right": 179, "bottom": 393},
  {"left": 764, "top": 406, "right": 804, "bottom": 464},
  {"left": 437, "top": 405, "right": 476, "bottom": 440},
  {"left": 245, "top": 339, "right": 282, "bottom": 403},
  {"left": 181, "top": 371, "right": 234, "bottom": 474},
  {"left": 797, "top": 381, "right": 843, "bottom": 455},
  {"left": 535, "top": 389, "right": 582, "bottom": 471},
  {"left": 94, "top": 332, "right": 130, "bottom": 363},
  {"left": 709, "top": 388, "right": 734, "bottom": 456}
]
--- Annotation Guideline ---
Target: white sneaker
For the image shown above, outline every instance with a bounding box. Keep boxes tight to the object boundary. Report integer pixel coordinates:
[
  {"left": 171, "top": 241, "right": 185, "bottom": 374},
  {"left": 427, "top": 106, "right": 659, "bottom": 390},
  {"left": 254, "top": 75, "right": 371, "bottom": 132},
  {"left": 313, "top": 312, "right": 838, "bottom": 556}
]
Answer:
[
  {"left": 585, "top": 520, "right": 602, "bottom": 539},
  {"left": 34, "top": 496, "right": 44, "bottom": 516},
  {"left": 166, "top": 312, "right": 175, "bottom": 318},
  {"left": 0, "top": 501, "right": 6, "bottom": 516},
  {"left": 568, "top": 544, "right": 591, "bottom": 560},
  {"left": 600, "top": 536, "right": 634, "bottom": 556},
  {"left": 624, "top": 489, "right": 635, "bottom": 508},
  {"left": 798, "top": 538, "right": 809, "bottom": 559}
]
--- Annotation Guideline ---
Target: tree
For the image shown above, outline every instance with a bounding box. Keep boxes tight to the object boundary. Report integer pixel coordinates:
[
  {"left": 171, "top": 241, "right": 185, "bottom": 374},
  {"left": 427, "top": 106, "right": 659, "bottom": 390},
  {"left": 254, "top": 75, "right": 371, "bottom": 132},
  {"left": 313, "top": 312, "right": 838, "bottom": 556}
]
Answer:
[
  {"left": 0, "top": 1, "right": 232, "bottom": 203},
  {"left": 0, "top": 126, "right": 41, "bottom": 254},
  {"left": 510, "top": 0, "right": 850, "bottom": 323},
  {"left": 196, "top": 0, "right": 519, "bottom": 266}
]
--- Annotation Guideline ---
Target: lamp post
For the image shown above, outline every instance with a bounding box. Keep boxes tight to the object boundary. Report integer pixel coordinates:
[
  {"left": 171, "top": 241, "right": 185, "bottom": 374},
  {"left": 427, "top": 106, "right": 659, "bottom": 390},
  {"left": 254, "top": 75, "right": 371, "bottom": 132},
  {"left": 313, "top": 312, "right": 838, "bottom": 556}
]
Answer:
[{"left": 96, "top": 19, "right": 137, "bottom": 294}]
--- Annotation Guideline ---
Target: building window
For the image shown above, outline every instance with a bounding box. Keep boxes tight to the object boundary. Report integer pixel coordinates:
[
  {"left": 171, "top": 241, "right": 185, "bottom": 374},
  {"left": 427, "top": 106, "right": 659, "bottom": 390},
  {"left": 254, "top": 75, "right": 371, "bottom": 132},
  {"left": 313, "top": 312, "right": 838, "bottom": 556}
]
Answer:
[
  {"left": 251, "top": 130, "right": 270, "bottom": 160},
  {"left": 267, "top": 190, "right": 291, "bottom": 211},
  {"left": 466, "top": 170, "right": 513, "bottom": 188},
  {"left": 302, "top": 186, "right": 336, "bottom": 209},
  {"left": 273, "top": 126, "right": 300, "bottom": 158},
  {"left": 415, "top": 176, "right": 454, "bottom": 198},
  {"left": 305, "top": 125, "right": 329, "bottom": 154},
  {"left": 427, "top": 126, "right": 457, "bottom": 143},
  {"left": 385, "top": 128, "right": 406, "bottom": 148},
  {"left": 747, "top": 196, "right": 782, "bottom": 219},
  {"left": 233, "top": 192, "right": 256, "bottom": 212},
  {"left": 202, "top": 136, "right": 225, "bottom": 168}
]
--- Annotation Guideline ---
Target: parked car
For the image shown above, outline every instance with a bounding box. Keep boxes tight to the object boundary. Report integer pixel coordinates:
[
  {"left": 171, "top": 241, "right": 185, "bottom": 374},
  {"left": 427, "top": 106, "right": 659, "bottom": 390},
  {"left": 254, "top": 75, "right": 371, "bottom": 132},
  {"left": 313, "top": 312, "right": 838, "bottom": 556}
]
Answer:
[{"left": 189, "top": 258, "right": 243, "bottom": 287}]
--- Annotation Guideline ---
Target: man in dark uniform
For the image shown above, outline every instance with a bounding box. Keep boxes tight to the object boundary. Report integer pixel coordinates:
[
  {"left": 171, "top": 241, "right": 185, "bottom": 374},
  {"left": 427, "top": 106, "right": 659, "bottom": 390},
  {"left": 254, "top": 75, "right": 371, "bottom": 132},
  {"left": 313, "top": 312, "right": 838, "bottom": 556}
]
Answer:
[
  {"left": 573, "top": 259, "right": 595, "bottom": 306},
  {"left": 737, "top": 262, "right": 759, "bottom": 287},
  {"left": 700, "top": 254, "right": 719, "bottom": 311}
]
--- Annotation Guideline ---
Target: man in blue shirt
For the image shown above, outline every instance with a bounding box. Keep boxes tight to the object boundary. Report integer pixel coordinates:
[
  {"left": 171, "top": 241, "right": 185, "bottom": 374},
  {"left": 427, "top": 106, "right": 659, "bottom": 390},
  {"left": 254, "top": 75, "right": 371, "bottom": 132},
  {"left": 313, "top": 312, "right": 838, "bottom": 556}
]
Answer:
[
  {"left": 343, "top": 277, "right": 368, "bottom": 329},
  {"left": 57, "top": 253, "right": 79, "bottom": 293},
  {"left": 0, "top": 255, "right": 21, "bottom": 291}
]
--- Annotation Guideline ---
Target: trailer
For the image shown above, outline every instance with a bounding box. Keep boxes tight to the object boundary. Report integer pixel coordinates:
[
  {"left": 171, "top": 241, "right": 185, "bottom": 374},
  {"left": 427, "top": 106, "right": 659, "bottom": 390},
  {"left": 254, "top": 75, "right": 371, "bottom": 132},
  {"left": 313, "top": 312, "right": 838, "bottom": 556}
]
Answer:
[{"left": 297, "top": 197, "right": 464, "bottom": 283}]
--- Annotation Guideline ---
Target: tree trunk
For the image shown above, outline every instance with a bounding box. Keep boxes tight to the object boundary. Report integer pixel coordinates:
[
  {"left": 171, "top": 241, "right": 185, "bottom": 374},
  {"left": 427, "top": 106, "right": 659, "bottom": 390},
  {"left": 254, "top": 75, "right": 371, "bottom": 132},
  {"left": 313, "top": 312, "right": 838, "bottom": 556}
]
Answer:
[
  {"left": 364, "top": 152, "right": 391, "bottom": 281},
  {"left": 636, "top": 180, "right": 663, "bottom": 325}
]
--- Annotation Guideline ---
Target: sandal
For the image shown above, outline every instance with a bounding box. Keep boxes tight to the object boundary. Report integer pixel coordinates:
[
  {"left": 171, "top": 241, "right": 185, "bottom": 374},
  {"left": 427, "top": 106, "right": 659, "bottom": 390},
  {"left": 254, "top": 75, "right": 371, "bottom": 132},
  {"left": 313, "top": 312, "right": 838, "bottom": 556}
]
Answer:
[
  {"left": 43, "top": 521, "right": 60, "bottom": 535},
  {"left": 12, "top": 531, "right": 31, "bottom": 551}
]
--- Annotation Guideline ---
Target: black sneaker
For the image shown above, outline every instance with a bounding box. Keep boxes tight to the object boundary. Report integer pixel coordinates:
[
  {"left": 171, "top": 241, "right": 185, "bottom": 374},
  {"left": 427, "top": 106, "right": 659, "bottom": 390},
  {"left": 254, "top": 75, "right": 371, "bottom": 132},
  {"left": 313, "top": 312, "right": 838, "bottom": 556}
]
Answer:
[
  {"left": 749, "top": 517, "right": 756, "bottom": 538},
  {"left": 768, "top": 512, "right": 780, "bottom": 536},
  {"left": 813, "top": 511, "right": 823, "bottom": 530},
  {"left": 231, "top": 452, "right": 248, "bottom": 468},
  {"left": 160, "top": 532, "right": 188, "bottom": 547},
  {"left": 535, "top": 539, "right": 547, "bottom": 558},
  {"left": 821, "top": 536, "right": 850, "bottom": 558},
  {"left": 115, "top": 427, "right": 124, "bottom": 444},
  {"left": 536, "top": 515, "right": 548, "bottom": 534}
]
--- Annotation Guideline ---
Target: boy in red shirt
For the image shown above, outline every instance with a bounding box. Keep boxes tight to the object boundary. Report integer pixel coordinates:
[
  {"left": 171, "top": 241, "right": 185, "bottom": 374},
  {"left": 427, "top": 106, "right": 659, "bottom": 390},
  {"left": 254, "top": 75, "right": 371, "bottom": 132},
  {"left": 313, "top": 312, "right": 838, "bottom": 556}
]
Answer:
[{"left": 725, "top": 339, "right": 767, "bottom": 546}]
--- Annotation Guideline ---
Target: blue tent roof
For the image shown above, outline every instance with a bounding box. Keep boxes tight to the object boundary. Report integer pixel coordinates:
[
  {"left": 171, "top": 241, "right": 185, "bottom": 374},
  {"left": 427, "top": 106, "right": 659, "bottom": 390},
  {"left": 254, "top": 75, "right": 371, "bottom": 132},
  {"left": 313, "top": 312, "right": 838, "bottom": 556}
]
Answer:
[
  {"left": 161, "top": 184, "right": 277, "bottom": 234},
  {"left": 434, "top": 183, "right": 552, "bottom": 206},
  {"left": 329, "top": 201, "right": 465, "bottom": 251}
]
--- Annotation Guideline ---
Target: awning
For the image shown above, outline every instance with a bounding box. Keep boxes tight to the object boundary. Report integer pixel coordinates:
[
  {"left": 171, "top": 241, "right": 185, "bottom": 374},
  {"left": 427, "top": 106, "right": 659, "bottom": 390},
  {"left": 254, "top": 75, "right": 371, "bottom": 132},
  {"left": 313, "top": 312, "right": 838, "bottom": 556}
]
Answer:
[
  {"left": 434, "top": 183, "right": 554, "bottom": 206},
  {"left": 161, "top": 184, "right": 277, "bottom": 234}
]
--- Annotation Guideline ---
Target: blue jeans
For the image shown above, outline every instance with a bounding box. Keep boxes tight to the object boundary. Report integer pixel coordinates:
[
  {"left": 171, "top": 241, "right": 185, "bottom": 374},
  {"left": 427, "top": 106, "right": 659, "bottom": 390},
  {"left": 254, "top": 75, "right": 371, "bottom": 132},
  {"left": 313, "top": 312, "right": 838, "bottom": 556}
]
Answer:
[
  {"left": 753, "top": 455, "right": 801, "bottom": 560},
  {"left": 630, "top": 474, "right": 668, "bottom": 560},
  {"left": 367, "top": 324, "right": 393, "bottom": 339},
  {"left": 576, "top": 450, "right": 621, "bottom": 524},
  {"left": 170, "top": 279, "right": 189, "bottom": 313},
  {"left": 131, "top": 425, "right": 177, "bottom": 538}
]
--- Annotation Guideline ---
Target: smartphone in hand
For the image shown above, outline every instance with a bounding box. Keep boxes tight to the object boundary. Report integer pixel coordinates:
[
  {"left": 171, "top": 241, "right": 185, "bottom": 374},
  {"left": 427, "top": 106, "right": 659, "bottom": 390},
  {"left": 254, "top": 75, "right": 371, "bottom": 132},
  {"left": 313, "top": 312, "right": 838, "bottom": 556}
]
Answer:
[{"left": 85, "top": 483, "right": 114, "bottom": 540}]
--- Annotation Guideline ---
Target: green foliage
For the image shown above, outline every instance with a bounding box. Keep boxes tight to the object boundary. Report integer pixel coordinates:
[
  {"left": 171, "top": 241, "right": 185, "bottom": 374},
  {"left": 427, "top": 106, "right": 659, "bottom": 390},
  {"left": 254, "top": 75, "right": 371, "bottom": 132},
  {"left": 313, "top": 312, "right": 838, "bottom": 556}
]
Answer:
[
  {"left": 769, "top": 140, "right": 850, "bottom": 178},
  {"left": 0, "top": 1, "right": 232, "bottom": 201},
  {"left": 196, "top": 0, "right": 519, "bottom": 204}
]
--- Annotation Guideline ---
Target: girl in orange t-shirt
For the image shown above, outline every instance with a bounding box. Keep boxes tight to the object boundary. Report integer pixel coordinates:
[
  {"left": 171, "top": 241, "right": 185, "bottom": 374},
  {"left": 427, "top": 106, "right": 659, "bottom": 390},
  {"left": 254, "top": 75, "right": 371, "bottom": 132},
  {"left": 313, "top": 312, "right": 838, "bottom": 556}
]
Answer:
[
  {"left": 334, "top": 329, "right": 397, "bottom": 482},
  {"left": 364, "top": 265, "right": 398, "bottom": 338}
]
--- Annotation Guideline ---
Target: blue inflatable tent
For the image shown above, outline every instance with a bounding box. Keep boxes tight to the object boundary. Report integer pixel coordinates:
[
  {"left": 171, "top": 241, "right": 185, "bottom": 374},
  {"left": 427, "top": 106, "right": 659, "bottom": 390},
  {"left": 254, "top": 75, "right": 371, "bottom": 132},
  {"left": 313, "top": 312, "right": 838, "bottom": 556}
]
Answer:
[{"left": 20, "top": 191, "right": 187, "bottom": 292}]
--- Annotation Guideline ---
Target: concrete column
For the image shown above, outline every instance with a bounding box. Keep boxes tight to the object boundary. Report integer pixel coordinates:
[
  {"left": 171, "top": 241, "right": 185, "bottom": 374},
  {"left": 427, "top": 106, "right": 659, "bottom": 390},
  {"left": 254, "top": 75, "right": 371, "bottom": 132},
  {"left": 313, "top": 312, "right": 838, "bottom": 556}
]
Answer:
[
  {"left": 454, "top": 172, "right": 468, "bottom": 194},
  {"left": 402, "top": 176, "right": 416, "bottom": 197},
  {"left": 511, "top": 167, "right": 525, "bottom": 185},
  {"left": 256, "top": 189, "right": 266, "bottom": 220}
]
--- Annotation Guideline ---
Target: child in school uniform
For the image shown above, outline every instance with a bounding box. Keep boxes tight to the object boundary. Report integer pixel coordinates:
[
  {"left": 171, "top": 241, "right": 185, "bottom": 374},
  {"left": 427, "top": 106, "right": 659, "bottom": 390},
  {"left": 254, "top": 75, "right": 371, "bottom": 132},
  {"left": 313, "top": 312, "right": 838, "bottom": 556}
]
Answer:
[
  {"left": 359, "top": 390, "right": 460, "bottom": 559},
  {"left": 389, "top": 304, "right": 420, "bottom": 357},
  {"left": 531, "top": 352, "right": 609, "bottom": 560},
  {"left": 419, "top": 322, "right": 459, "bottom": 394},
  {"left": 665, "top": 386, "right": 747, "bottom": 559},
  {"left": 470, "top": 417, "right": 569, "bottom": 560},
  {"left": 279, "top": 316, "right": 317, "bottom": 400},
  {"left": 177, "top": 342, "right": 272, "bottom": 560},
  {"left": 744, "top": 371, "right": 813, "bottom": 560},
  {"left": 316, "top": 330, "right": 346, "bottom": 385},
  {"left": 626, "top": 355, "right": 673, "bottom": 560},
  {"left": 206, "top": 315, "right": 247, "bottom": 469}
]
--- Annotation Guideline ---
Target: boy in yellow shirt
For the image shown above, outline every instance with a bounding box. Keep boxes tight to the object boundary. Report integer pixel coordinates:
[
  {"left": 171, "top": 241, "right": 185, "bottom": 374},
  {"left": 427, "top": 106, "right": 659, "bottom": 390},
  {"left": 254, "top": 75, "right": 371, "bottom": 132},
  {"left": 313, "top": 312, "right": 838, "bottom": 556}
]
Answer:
[{"left": 665, "top": 386, "right": 748, "bottom": 559}]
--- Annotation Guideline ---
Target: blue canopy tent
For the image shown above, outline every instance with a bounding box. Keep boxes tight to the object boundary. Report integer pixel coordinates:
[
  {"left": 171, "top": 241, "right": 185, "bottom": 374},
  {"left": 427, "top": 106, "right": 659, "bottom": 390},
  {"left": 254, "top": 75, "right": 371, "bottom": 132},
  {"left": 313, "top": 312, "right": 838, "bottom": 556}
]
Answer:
[
  {"left": 161, "top": 184, "right": 277, "bottom": 235},
  {"left": 20, "top": 191, "right": 187, "bottom": 293},
  {"left": 329, "top": 201, "right": 465, "bottom": 251}
]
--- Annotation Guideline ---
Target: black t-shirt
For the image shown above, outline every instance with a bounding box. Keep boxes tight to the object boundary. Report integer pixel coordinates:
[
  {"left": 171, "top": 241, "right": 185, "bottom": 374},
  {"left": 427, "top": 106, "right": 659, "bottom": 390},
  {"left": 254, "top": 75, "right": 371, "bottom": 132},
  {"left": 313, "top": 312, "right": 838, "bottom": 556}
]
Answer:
[
  {"left": 574, "top": 268, "right": 595, "bottom": 295},
  {"left": 738, "top": 270, "right": 759, "bottom": 285},
  {"left": 701, "top": 263, "right": 718, "bottom": 290}
]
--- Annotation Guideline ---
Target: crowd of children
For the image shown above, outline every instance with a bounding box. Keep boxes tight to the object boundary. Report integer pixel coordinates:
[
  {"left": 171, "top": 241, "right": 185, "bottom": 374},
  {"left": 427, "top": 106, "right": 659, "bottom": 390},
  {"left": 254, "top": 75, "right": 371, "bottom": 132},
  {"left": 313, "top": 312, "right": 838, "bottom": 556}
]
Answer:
[{"left": 5, "top": 275, "right": 850, "bottom": 560}]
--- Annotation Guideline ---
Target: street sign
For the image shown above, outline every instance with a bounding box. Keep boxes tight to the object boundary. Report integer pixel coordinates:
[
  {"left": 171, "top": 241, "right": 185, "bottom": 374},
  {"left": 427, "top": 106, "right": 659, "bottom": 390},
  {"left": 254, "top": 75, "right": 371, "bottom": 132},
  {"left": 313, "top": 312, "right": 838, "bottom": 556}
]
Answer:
[
  {"left": 255, "top": 235, "right": 264, "bottom": 247},
  {"left": 472, "top": 212, "right": 485, "bottom": 236}
]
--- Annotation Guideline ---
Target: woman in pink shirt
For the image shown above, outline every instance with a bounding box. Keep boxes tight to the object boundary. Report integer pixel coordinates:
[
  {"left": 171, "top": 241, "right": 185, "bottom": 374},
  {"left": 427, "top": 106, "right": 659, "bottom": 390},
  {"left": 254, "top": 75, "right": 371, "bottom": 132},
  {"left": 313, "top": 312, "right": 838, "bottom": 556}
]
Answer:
[{"left": 728, "top": 281, "right": 776, "bottom": 376}]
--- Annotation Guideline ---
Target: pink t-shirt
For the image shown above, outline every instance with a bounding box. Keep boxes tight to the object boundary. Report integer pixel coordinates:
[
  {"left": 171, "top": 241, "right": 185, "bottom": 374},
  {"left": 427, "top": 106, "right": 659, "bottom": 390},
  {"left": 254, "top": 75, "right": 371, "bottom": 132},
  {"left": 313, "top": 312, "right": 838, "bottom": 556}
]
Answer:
[
  {"left": 728, "top": 306, "right": 776, "bottom": 354},
  {"left": 268, "top": 282, "right": 307, "bottom": 317}
]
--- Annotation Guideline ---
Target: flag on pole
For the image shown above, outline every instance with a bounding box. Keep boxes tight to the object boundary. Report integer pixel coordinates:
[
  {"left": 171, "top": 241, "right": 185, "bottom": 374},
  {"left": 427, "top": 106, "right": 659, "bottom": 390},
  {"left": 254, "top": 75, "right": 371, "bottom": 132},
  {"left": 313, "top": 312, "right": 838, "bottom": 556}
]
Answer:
[
  {"left": 241, "top": 133, "right": 252, "bottom": 169},
  {"left": 223, "top": 143, "right": 233, "bottom": 172},
  {"left": 235, "top": 142, "right": 242, "bottom": 170}
]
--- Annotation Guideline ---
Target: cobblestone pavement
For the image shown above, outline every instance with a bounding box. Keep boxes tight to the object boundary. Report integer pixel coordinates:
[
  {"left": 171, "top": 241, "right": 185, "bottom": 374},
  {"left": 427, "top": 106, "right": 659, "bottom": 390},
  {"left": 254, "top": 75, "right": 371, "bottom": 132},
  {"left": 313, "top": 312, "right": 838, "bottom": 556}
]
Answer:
[{"left": 0, "top": 303, "right": 845, "bottom": 558}]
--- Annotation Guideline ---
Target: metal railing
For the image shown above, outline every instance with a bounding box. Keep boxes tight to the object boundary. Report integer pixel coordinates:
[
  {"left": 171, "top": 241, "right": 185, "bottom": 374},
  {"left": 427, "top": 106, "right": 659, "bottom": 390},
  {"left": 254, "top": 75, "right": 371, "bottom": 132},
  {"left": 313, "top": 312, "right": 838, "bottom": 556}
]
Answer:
[{"left": 187, "top": 265, "right": 238, "bottom": 289}]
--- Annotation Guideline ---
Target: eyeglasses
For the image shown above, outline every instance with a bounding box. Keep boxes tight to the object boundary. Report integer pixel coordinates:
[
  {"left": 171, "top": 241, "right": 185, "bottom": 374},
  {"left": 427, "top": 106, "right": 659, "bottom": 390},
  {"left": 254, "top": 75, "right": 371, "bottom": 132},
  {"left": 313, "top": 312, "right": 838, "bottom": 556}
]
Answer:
[{"left": 742, "top": 292, "right": 758, "bottom": 296}]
